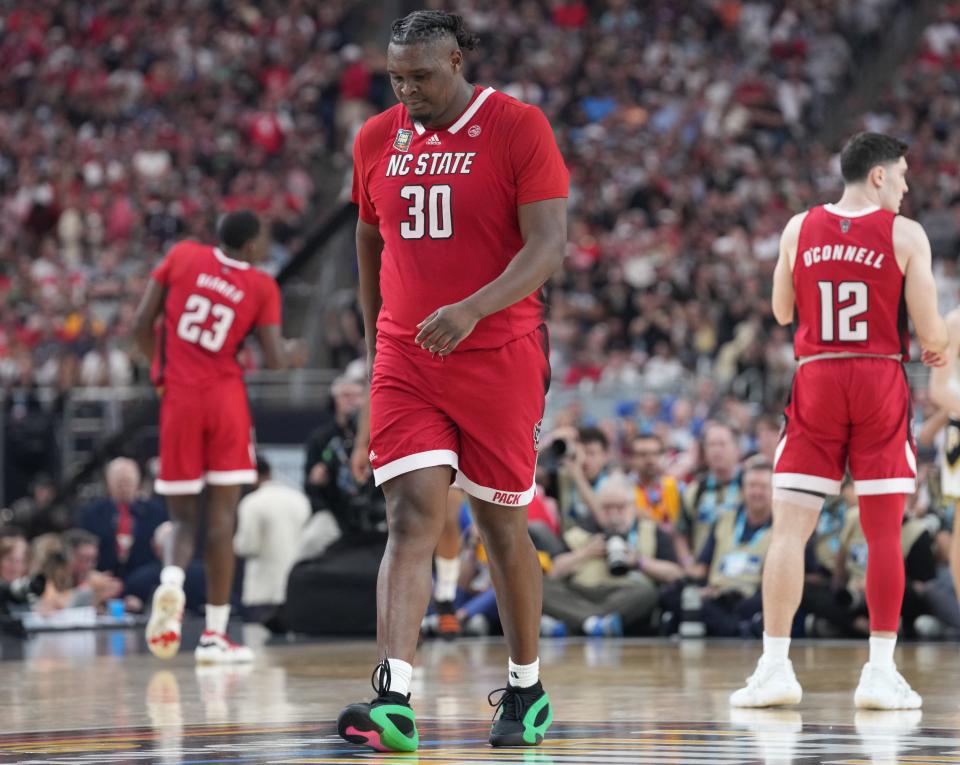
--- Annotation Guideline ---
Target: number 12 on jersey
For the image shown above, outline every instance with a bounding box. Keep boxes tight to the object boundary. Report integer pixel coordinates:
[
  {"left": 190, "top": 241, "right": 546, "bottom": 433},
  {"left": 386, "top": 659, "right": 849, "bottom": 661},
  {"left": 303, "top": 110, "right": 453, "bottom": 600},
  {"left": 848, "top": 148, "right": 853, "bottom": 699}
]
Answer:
[
  {"left": 818, "top": 281, "right": 868, "bottom": 342},
  {"left": 400, "top": 184, "right": 452, "bottom": 239}
]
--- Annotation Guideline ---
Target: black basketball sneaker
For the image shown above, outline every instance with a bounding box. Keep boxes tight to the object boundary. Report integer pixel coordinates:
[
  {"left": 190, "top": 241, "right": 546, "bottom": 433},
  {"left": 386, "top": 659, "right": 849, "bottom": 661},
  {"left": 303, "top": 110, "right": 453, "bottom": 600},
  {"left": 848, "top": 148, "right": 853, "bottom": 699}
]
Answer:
[
  {"left": 337, "top": 660, "right": 419, "bottom": 752},
  {"left": 488, "top": 680, "right": 553, "bottom": 747}
]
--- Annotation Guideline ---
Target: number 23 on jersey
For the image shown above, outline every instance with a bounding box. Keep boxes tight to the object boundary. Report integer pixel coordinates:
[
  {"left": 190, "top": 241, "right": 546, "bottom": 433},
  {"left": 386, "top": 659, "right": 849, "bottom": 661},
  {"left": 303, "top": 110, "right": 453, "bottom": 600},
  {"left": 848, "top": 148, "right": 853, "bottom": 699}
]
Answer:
[{"left": 177, "top": 294, "right": 236, "bottom": 352}]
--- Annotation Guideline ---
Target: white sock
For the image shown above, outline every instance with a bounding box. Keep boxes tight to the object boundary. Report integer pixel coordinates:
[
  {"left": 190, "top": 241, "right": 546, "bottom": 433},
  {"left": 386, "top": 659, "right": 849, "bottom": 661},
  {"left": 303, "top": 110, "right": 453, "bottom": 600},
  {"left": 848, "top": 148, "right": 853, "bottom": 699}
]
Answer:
[
  {"left": 160, "top": 565, "right": 185, "bottom": 589},
  {"left": 508, "top": 657, "right": 540, "bottom": 688},
  {"left": 869, "top": 635, "right": 896, "bottom": 667},
  {"left": 205, "top": 604, "right": 230, "bottom": 635},
  {"left": 387, "top": 657, "right": 413, "bottom": 696},
  {"left": 433, "top": 556, "right": 460, "bottom": 603},
  {"left": 762, "top": 632, "right": 791, "bottom": 662}
]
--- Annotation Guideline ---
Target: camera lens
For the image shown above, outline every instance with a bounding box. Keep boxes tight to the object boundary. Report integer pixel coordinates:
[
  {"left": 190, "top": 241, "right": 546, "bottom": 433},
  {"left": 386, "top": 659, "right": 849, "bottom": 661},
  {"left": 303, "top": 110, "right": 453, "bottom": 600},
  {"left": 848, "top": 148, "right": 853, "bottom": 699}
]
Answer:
[
  {"left": 550, "top": 439, "right": 568, "bottom": 458},
  {"left": 606, "top": 535, "right": 630, "bottom": 576}
]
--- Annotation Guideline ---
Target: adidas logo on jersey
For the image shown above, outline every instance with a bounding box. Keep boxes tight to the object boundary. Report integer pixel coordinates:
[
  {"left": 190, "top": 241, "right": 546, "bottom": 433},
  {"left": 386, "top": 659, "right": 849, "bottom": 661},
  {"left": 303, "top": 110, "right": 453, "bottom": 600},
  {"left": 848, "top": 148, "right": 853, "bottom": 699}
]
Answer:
[{"left": 426, "top": 134, "right": 442, "bottom": 146}]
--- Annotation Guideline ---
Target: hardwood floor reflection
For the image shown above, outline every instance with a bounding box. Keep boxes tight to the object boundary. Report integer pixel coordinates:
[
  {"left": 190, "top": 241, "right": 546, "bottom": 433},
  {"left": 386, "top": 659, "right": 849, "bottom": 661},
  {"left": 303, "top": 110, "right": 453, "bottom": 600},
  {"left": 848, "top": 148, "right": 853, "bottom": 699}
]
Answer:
[{"left": 1, "top": 630, "right": 958, "bottom": 763}]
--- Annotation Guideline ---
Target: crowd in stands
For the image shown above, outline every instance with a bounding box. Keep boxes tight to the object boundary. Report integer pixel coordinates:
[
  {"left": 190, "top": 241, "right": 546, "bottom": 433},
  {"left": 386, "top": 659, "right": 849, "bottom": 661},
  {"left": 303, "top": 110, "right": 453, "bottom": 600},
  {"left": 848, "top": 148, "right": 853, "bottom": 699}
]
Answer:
[
  {"left": 0, "top": 451, "right": 324, "bottom": 633},
  {"left": 0, "top": 0, "right": 377, "bottom": 500},
  {"left": 5, "top": 2, "right": 960, "bottom": 641},
  {"left": 519, "top": 420, "right": 960, "bottom": 639}
]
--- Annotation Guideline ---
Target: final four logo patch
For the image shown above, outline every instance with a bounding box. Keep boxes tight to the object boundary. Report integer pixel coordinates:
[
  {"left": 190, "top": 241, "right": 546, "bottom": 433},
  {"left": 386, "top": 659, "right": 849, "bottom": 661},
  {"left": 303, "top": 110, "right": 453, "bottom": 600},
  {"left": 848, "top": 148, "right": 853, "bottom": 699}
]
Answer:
[{"left": 393, "top": 129, "right": 413, "bottom": 152}]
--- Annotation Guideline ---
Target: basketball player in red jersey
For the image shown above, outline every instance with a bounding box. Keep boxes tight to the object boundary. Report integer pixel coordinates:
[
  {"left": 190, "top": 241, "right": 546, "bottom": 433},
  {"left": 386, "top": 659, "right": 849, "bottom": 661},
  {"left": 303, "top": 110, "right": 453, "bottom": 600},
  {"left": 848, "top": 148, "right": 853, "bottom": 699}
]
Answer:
[
  {"left": 132, "top": 210, "right": 290, "bottom": 664},
  {"left": 336, "top": 10, "right": 567, "bottom": 753},
  {"left": 731, "top": 133, "right": 948, "bottom": 709}
]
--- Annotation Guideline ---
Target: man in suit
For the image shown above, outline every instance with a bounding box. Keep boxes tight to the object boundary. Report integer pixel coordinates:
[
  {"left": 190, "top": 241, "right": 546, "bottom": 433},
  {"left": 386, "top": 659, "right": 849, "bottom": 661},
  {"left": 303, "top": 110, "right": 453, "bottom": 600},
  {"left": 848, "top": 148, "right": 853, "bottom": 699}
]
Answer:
[{"left": 78, "top": 458, "right": 168, "bottom": 586}]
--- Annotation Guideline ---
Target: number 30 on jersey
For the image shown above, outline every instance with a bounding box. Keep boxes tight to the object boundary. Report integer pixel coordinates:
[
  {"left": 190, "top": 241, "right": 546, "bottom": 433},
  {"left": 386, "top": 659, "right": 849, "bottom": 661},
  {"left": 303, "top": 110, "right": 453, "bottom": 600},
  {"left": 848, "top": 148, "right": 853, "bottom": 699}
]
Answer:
[{"left": 400, "top": 184, "right": 452, "bottom": 239}]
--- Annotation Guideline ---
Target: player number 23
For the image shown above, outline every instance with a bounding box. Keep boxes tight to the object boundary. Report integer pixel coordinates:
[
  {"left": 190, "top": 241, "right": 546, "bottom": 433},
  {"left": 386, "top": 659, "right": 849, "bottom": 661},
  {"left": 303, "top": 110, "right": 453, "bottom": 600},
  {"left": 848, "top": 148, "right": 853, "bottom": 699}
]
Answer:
[
  {"left": 177, "top": 294, "right": 236, "bottom": 352},
  {"left": 399, "top": 184, "right": 452, "bottom": 239},
  {"left": 817, "top": 281, "right": 868, "bottom": 342}
]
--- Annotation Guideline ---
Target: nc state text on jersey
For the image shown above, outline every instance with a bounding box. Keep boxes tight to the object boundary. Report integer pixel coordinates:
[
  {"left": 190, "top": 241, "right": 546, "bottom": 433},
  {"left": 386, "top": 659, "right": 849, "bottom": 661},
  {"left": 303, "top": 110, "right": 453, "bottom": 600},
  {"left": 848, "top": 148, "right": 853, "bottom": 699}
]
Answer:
[
  {"left": 801, "top": 243, "right": 886, "bottom": 270},
  {"left": 386, "top": 152, "right": 477, "bottom": 177}
]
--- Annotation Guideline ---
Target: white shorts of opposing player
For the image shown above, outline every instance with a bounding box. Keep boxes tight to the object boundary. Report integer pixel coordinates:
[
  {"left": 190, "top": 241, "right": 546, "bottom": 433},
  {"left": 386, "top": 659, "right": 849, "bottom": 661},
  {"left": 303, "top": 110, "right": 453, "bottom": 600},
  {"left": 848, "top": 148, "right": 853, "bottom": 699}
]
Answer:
[{"left": 730, "top": 657, "right": 922, "bottom": 710}]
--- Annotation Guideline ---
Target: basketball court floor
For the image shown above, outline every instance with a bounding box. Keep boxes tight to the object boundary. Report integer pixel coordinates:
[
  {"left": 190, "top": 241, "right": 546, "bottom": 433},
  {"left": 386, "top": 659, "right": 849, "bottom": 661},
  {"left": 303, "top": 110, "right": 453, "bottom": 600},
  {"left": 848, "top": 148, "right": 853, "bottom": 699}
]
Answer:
[{"left": 2, "top": 627, "right": 958, "bottom": 764}]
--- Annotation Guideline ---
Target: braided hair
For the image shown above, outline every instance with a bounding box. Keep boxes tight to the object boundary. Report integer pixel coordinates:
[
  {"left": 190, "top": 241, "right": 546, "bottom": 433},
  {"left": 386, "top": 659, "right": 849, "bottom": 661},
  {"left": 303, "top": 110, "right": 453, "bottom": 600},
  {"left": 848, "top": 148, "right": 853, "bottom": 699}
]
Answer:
[{"left": 390, "top": 10, "right": 480, "bottom": 51}]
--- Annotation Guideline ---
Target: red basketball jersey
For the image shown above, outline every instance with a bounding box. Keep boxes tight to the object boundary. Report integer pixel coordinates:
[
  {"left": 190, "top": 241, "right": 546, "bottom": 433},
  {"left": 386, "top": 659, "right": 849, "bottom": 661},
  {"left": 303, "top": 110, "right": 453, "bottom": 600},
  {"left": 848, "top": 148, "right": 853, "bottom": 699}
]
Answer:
[
  {"left": 793, "top": 204, "right": 909, "bottom": 360},
  {"left": 352, "top": 85, "right": 569, "bottom": 351},
  {"left": 150, "top": 241, "right": 281, "bottom": 386}
]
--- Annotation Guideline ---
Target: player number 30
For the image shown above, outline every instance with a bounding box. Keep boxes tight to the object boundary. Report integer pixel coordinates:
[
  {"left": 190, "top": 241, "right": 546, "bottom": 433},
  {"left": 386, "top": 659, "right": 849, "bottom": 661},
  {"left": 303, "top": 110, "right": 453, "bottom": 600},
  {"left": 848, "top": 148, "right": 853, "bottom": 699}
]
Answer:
[
  {"left": 177, "top": 294, "right": 236, "bottom": 352},
  {"left": 399, "top": 184, "right": 452, "bottom": 239}
]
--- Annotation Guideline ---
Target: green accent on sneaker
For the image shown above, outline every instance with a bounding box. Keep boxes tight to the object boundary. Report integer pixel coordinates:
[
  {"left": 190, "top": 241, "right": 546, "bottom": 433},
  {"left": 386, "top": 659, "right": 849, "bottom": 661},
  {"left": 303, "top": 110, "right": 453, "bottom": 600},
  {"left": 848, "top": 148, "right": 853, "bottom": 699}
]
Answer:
[
  {"left": 521, "top": 692, "right": 552, "bottom": 745},
  {"left": 369, "top": 704, "right": 419, "bottom": 752}
]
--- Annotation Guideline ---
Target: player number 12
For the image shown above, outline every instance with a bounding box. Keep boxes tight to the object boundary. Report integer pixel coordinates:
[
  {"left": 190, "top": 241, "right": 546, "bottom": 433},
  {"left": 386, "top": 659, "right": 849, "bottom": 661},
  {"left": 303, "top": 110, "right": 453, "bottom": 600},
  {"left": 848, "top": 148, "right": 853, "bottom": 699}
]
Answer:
[
  {"left": 818, "top": 281, "right": 868, "bottom": 342},
  {"left": 399, "top": 184, "right": 452, "bottom": 239}
]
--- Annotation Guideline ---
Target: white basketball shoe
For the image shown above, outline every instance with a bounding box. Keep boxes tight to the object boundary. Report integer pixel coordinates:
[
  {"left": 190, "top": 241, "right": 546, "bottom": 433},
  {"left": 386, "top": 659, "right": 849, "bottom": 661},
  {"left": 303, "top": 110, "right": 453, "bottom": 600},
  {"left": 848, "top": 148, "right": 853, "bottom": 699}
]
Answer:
[
  {"left": 194, "top": 631, "right": 254, "bottom": 664},
  {"left": 730, "top": 656, "right": 803, "bottom": 707},
  {"left": 146, "top": 583, "right": 185, "bottom": 659},
  {"left": 854, "top": 663, "right": 922, "bottom": 710}
]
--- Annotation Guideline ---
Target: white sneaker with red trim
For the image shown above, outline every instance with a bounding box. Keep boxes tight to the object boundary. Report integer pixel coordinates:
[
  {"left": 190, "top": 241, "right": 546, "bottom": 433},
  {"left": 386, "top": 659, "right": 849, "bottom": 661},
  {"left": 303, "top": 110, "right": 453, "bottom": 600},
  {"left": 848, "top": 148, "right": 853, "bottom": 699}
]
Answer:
[
  {"left": 146, "top": 583, "right": 185, "bottom": 659},
  {"left": 194, "top": 631, "right": 254, "bottom": 664}
]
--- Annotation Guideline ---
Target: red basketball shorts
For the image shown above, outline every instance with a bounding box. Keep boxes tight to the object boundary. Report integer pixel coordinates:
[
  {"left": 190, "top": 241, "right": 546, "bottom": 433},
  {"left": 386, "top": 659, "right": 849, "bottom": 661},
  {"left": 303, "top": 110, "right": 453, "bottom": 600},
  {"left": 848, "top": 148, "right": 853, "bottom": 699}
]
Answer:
[
  {"left": 155, "top": 379, "right": 257, "bottom": 495},
  {"left": 774, "top": 357, "right": 915, "bottom": 498},
  {"left": 369, "top": 326, "right": 550, "bottom": 507}
]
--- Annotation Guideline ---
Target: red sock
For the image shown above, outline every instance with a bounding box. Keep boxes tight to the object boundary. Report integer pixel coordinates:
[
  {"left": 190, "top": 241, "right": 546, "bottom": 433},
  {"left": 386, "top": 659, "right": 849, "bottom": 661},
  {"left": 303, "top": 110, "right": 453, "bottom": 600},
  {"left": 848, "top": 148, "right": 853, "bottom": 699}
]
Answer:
[{"left": 857, "top": 494, "right": 906, "bottom": 633}]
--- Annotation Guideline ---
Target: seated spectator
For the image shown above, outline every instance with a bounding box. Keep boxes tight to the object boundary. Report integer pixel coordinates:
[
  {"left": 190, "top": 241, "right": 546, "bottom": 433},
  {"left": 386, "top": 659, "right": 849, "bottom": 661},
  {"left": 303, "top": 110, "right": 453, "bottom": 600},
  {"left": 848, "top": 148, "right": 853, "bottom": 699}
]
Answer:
[
  {"left": 304, "top": 374, "right": 382, "bottom": 531},
  {"left": 443, "top": 506, "right": 497, "bottom": 637},
  {"left": 27, "top": 531, "right": 120, "bottom": 613},
  {"left": 675, "top": 422, "right": 744, "bottom": 574},
  {"left": 687, "top": 460, "right": 774, "bottom": 638},
  {"left": 77, "top": 458, "right": 168, "bottom": 586},
  {"left": 803, "top": 492, "right": 943, "bottom": 638},
  {"left": 446, "top": 491, "right": 561, "bottom": 638},
  {"left": 64, "top": 528, "right": 98, "bottom": 589},
  {"left": 542, "top": 474, "right": 683, "bottom": 637},
  {"left": 627, "top": 434, "right": 682, "bottom": 527},
  {"left": 62, "top": 528, "right": 123, "bottom": 610},
  {"left": 234, "top": 456, "right": 312, "bottom": 628},
  {"left": 552, "top": 426, "right": 613, "bottom": 532},
  {"left": 0, "top": 529, "right": 41, "bottom": 632},
  {"left": 811, "top": 485, "right": 853, "bottom": 579},
  {"left": 10, "top": 474, "right": 70, "bottom": 538},
  {"left": 751, "top": 414, "right": 781, "bottom": 463},
  {"left": 0, "top": 530, "right": 28, "bottom": 584},
  {"left": 29, "top": 533, "right": 71, "bottom": 612}
]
